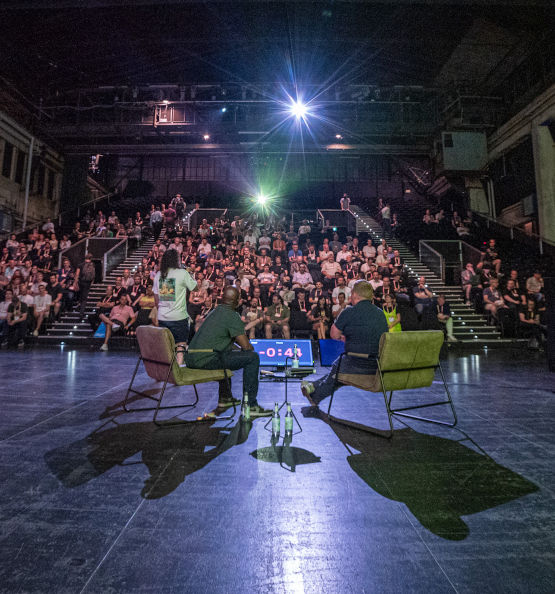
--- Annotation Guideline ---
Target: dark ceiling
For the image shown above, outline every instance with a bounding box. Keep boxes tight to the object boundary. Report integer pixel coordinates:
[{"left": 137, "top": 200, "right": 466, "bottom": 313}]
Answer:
[{"left": 0, "top": 1, "right": 551, "bottom": 103}]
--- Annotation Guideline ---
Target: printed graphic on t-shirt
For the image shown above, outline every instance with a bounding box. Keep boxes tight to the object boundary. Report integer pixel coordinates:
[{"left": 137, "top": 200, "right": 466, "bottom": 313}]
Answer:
[{"left": 159, "top": 278, "right": 176, "bottom": 301}]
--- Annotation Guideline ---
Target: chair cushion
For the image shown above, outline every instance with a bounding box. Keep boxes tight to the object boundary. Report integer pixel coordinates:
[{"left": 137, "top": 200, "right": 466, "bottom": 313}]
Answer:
[
  {"left": 176, "top": 367, "right": 234, "bottom": 385},
  {"left": 338, "top": 373, "right": 381, "bottom": 392}
]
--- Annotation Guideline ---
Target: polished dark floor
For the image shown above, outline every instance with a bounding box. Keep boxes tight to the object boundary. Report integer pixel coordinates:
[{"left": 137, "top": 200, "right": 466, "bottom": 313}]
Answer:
[{"left": 0, "top": 346, "right": 554, "bottom": 593}]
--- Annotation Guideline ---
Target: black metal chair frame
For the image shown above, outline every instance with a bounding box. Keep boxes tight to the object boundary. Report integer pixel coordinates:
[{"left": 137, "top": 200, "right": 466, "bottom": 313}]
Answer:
[
  {"left": 123, "top": 346, "right": 236, "bottom": 426},
  {"left": 326, "top": 351, "right": 457, "bottom": 438}
]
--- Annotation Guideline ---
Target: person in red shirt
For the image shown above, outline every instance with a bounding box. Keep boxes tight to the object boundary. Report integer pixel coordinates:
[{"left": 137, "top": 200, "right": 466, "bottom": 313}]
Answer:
[{"left": 99, "top": 294, "right": 136, "bottom": 351}]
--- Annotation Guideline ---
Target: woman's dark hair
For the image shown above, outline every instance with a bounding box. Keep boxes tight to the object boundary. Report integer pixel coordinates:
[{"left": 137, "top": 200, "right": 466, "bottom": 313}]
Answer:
[{"left": 160, "top": 249, "right": 180, "bottom": 280}]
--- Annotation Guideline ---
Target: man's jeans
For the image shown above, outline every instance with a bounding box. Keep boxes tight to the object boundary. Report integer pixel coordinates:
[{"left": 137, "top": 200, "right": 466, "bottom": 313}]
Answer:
[
  {"left": 190, "top": 350, "right": 260, "bottom": 406},
  {"left": 311, "top": 354, "right": 377, "bottom": 405}
]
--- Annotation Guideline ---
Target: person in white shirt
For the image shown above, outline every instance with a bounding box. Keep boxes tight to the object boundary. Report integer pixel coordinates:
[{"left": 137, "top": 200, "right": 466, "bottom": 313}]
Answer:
[
  {"left": 153, "top": 250, "right": 197, "bottom": 365},
  {"left": 362, "top": 239, "right": 376, "bottom": 260},
  {"left": 377, "top": 239, "right": 388, "bottom": 256},
  {"left": 167, "top": 237, "right": 183, "bottom": 253},
  {"left": 42, "top": 218, "right": 55, "bottom": 234},
  {"left": 298, "top": 221, "right": 311, "bottom": 236},
  {"left": 369, "top": 271, "right": 383, "bottom": 291},
  {"left": 33, "top": 284, "right": 52, "bottom": 336},
  {"left": 292, "top": 263, "right": 314, "bottom": 290},
  {"left": 331, "top": 277, "right": 351, "bottom": 304},
  {"left": 340, "top": 193, "right": 351, "bottom": 210},
  {"left": 336, "top": 244, "right": 352, "bottom": 263},
  {"left": 197, "top": 238, "right": 212, "bottom": 258}
]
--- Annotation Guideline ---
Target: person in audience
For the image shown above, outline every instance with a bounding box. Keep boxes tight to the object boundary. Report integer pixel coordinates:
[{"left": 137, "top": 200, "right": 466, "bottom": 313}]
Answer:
[
  {"left": 134, "top": 285, "right": 156, "bottom": 328},
  {"left": 47, "top": 273, "right": 64, "bottom": 320},
  {"left": 436, "top": 294, "right": 457, "bottom": 342},
  {"left": 6, "top": 292, "right": 28, "bottom": 348},
  {"left": 483, "top": 278, "right": 507, "bottom": 319},
  {"left": 292, "top": 263, "right": 314, "bottom": 291},
  {"left": 331, "top": 275, "right": 351, "bottom": 304},
  {"left": 99, "top": 293, "right": 136, "bottom": 351},
  {"left": 264, "top": 294, "right": 291, "bottom": 339},
  {"left": 412, "top": 276, "right": 433, "bottom": 315},
  {"left": 0, "top": 289, "right": 13, "bottom": 346},
  {"left": 519, "top": 297, "right": 545, "bottom": 348},
  {"left": 482, "top": 239, "right": 502, "bottom": 275},
  {"left": 241, "top": 299, "right": 264, "bottom": 339},
  {"left": 308, "top": 295, "right": 332, "bottom": 340},
  {"left": 332, "top": 290, "right": 348, "bottom": 319},
  {"left": 33, "top": 284, "right": 52, "bottom": 336},
  {"left": 340, "top": 193, "right": 351, "bottom": 211},
  {"left": 301, "top": 280, "right": 388, "bottom": 409},
  {"left": 526, "top": 271, "right": 544, "bottom": 302},
  {"left": 77, "top": 253, "right": 96, "bottom": 320},
  {"left": 503, "top": 279, "right": 524, "bottom": 312},
  {"left": 382, "top": 293, "right": 401, "bottom": 333}
]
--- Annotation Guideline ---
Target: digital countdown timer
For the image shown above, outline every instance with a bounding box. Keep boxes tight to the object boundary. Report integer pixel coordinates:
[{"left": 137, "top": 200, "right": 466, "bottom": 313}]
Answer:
[{"left": 250, "top": 339, "right": 314, "bottom": 367}]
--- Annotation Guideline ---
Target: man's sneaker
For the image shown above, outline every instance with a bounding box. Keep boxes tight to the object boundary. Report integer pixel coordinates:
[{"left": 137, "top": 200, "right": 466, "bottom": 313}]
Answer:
[
  {"left": 217, "top": 396, "right": 241, "bottom": 409},
  {"left": 447, "top": 335, "right": 458, "bottom": 342},
  {"left": 301, "top": 381, "right": 315, "bottom": 399},
  {"left": 249, "top": 404, "right": 272, "bottom": 417},
  {"left": 100, "top": 343, "right": 109, "bottom": 351},
  {"left": 111, "top": 323, "right": 121, "bottom": 331},
  {"left": 17, "top": 341, "right": 25, "bottom": 349},
  {"left": 33, "top": 330, "right": 39, "bottom": 337}
]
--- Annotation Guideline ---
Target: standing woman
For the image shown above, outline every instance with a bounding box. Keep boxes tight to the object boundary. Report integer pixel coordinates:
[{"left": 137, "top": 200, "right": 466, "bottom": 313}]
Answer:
[
  {"left": 153, "top": 249, "right": 197, "bottom": 365},
  {"left": 382, "top": 294, "right": 402, "bottom": 333}
]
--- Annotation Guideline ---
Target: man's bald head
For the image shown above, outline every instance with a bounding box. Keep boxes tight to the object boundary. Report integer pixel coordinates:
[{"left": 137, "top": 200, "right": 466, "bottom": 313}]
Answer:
[{"left": 222, "top": 285, "right": 240, "bottom": 308}]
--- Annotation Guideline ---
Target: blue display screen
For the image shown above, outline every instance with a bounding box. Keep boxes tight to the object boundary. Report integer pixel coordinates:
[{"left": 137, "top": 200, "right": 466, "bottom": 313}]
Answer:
[{"left": 250, "top": 339, "right": 313, "bottom": 367}]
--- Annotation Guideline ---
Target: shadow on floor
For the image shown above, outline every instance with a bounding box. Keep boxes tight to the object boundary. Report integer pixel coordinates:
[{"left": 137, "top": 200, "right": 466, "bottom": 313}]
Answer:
[
  {"left": 44, "top": 418, "right": 252, "bottom": 499},
  {"left": 316, "top": 412, "right": 539, "bottom": 540},
  {"left": 251, "top": 442, "right": 321, "bottom": 472}
]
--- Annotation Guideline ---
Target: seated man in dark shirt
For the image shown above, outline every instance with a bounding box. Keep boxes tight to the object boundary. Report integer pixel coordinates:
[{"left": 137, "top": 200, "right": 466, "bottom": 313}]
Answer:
[
  {"left": 185, "top": 286, "right": 271, "bottom": 416},
  {"left": 301, "top": 280, "right": 388, "bottom": 408}
]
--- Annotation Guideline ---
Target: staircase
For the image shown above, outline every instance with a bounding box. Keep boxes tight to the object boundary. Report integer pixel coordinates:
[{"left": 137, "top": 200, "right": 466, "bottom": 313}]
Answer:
[
  {"left": 36, "top": 236, "right": 158, "bottom": 347},
  {"left": 351, "top": 205, "right": 521, "bottom": 348}
]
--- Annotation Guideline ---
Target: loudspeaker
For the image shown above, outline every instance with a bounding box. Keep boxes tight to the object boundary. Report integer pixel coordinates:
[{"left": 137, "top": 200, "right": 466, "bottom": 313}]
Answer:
[{"left": 544, "top": 277, "right": 555, "bottom": 372}]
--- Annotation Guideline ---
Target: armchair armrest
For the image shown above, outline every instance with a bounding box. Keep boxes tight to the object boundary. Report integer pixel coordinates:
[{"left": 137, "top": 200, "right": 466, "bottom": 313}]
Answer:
[{"left": 345, "top": 352, "right": 369, "bottom": 359}]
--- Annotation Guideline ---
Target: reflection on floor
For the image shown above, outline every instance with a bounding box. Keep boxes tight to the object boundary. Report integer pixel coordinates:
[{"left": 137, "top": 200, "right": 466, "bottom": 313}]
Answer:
[{"left": 0, "top": 347, "right": 554, "bottom": 592}]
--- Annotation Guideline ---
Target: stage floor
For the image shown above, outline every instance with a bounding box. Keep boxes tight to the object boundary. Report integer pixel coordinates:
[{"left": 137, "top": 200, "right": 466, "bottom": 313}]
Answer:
[{"left": 0, "top": 347, "right": 554, "bottom": 593}]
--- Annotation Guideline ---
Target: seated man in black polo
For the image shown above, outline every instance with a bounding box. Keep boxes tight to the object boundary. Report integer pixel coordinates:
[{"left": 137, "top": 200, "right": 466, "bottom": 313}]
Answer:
[
  {"left": 185, "top": 286, "right": 272, "bottom": 417},
  {"left": 301, "top": 280, "right": 388, "bottom": 409}
]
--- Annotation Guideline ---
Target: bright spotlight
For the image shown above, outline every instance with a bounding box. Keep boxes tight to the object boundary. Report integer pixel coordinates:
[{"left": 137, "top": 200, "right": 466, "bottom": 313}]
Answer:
[
  {"left": 256, "top": 193, "right": 269, "bottom": 205},
  {"left": 290, "top": 100, "right": 307, "bottom": 119},
  {"left": 203, "top": 134, "right": 210, "bottom": 141},
  {"left": 221, "top": 107, "right": 227, "bottom": 113}
]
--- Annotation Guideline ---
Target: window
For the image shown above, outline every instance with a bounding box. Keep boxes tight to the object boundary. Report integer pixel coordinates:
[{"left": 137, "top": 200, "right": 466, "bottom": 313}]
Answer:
[
  {"left": 14, "top": 150, "right": 26, "bottom": 185},
  {"left": 2, "top": 141, "right": 13, "bottom": 179}
]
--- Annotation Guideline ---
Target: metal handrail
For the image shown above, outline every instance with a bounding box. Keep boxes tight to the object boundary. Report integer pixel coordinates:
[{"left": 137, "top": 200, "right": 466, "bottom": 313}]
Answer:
[
  {"left": 57, "top": 236, "right": 88, "bottom": 270},
  {"left": 103, "top": 238, "right": 128, "bottom": 280},
  {"left": 474, "top": 212, "right": 555, "bottom": 254},
  {"left": 419, "top": 241, "right": 445, "bottom": 281}
]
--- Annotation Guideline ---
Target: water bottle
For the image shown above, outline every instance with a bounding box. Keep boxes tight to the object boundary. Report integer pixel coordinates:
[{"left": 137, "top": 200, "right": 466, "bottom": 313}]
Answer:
[
  {"left": 292, "top": 344, "right": 299, "bottom": 369},
  {"left": 271, "top": 403, "right": 280, "bottom": 438},
  {"left": 284, "top": 403, "right": 293, "bottom": 436},
  {"left": 241, "top": 392, "right": 250, "bottom": 421}
]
